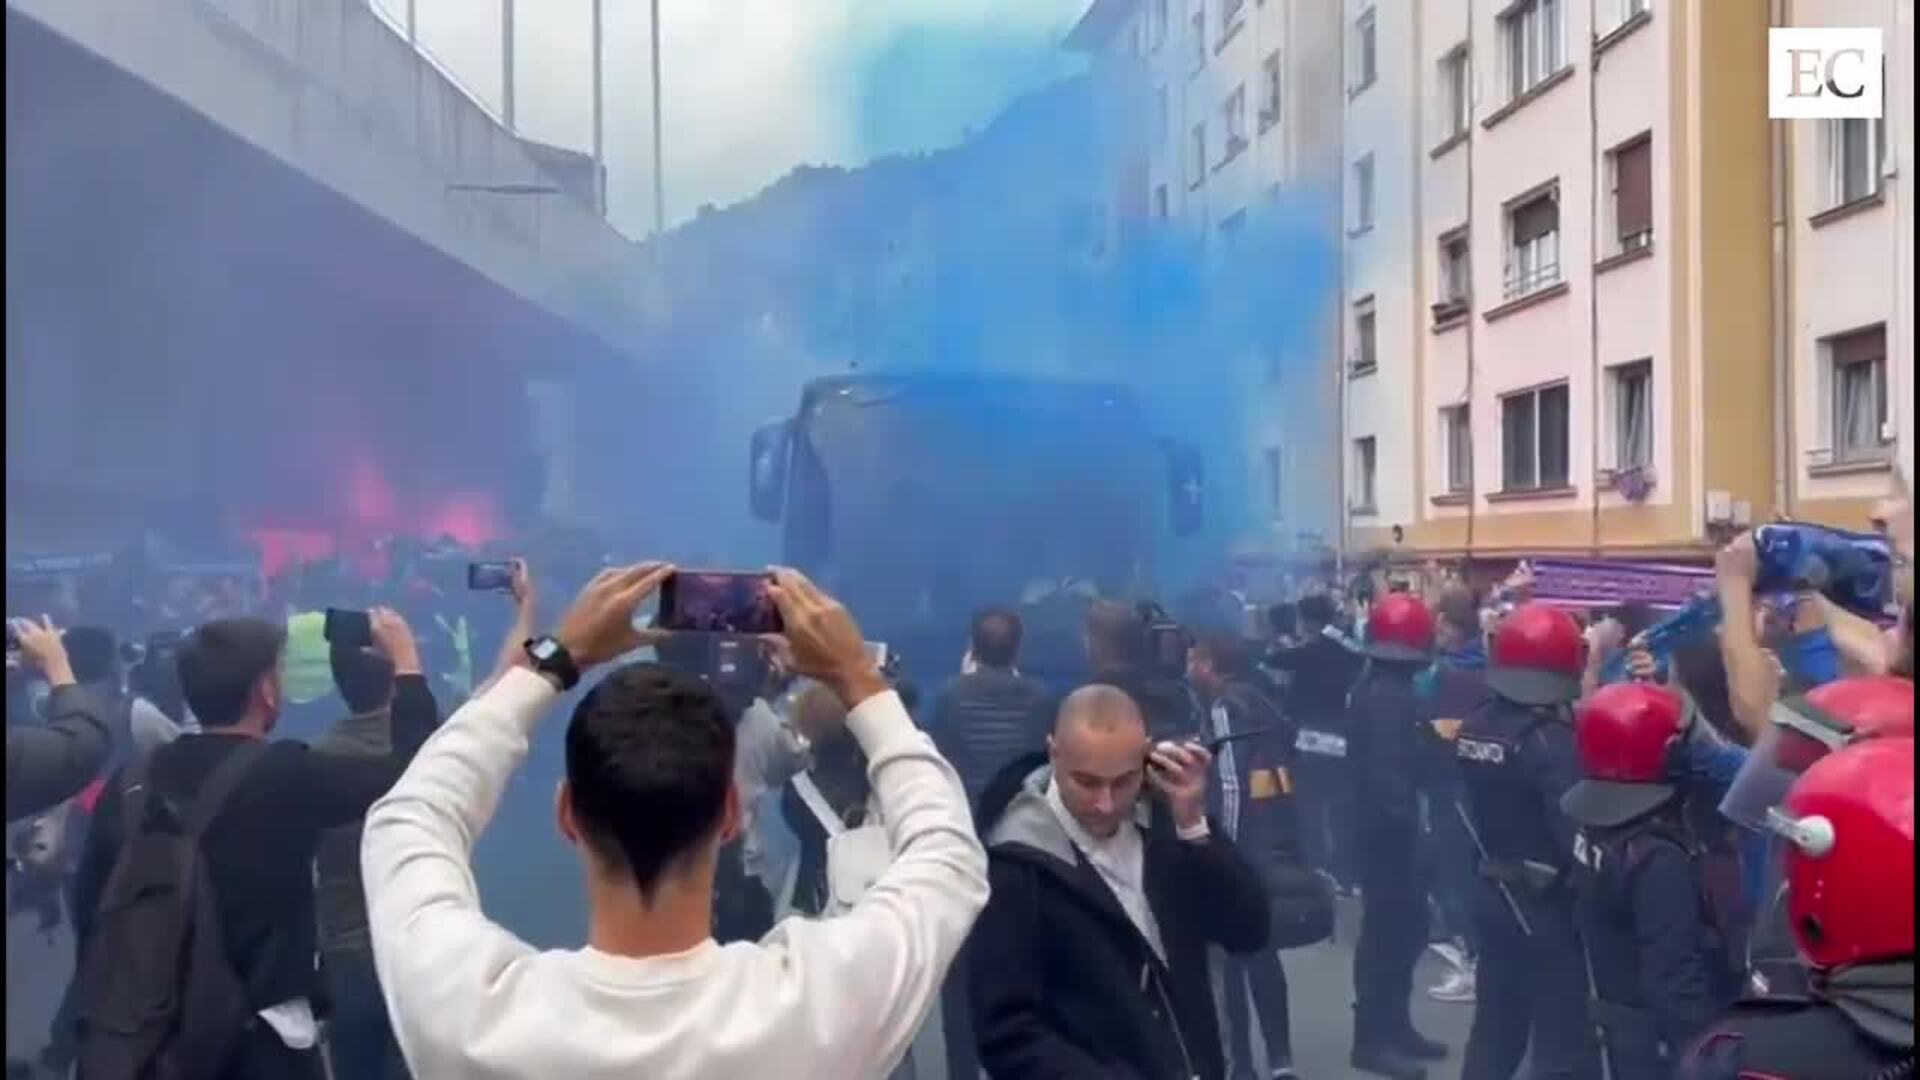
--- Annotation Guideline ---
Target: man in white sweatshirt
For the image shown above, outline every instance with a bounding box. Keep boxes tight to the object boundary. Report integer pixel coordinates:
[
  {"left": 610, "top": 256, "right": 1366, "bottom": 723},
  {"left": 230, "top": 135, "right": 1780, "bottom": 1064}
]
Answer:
[{"left": 360, "top": 563, "right": 989, "bottom": 1080}]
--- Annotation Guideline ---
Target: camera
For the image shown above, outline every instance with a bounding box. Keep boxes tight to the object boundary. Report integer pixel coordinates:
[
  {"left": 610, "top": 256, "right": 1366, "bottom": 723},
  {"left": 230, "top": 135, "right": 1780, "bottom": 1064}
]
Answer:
[{"left": 1135, "top": 602, "right": 1191, "bottom": 683}]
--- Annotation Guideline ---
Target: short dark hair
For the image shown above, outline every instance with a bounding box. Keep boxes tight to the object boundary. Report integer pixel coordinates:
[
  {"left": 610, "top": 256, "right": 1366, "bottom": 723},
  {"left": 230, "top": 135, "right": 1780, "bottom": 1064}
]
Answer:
[
  {"left": 1196, "top": 631, "right": 1253, "bottom": 679},
  {"left": 1610, "top": 601, "right": 1657, "bottom": 641},
  {"left": 970, "top": 608, "right": 1023, "bottom": 668},
  {"left": 1296, "top": 594, "right": 1335, "bottom": 628},
  {"left": 564, "top": 663, "right": 736, "bottom": 905},
  {"left": 330, "top": 645, "right": 395, "bottom": 715},
  {"left": 1435, "top": 586, "right": 1480, "bottom": 637},
  {"left": 1266, "top": 603, "right": 1297, "bottom": 638},
  {"left": 177, "top": 618, "right": 287, "bottom": 729},
  {"left": 1085, "top": 600, "right": 1147, "bottom": 669},
  {"left": 63, "top": 627, "right": 119, "bottom": 684}
]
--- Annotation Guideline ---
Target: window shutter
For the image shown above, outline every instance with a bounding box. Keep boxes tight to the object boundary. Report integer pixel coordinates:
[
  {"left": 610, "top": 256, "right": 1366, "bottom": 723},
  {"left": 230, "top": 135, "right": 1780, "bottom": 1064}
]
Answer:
[
  {"left": 1512, "top": 193, "right": 1558, "bottom": 243},
  {"left": 1615, "top": 140, "right": 1652, "bottom": 239}
]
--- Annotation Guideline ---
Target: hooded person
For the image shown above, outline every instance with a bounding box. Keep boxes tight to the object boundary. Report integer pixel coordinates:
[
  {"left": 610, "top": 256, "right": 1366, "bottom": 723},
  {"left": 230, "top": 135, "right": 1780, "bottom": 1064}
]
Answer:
[
  {"left": 967, "top": 685, "right": 1269, "bottom": 1080},
  {"left": 1680, "top": 735, "right": 1916, "bottom": 1079},
  {"left": 1561, "top": 683, "right": 1742, "bottom": 1077},
  {"left": 1454, "top": 602, "right": 1601, "bottom": 1080}
]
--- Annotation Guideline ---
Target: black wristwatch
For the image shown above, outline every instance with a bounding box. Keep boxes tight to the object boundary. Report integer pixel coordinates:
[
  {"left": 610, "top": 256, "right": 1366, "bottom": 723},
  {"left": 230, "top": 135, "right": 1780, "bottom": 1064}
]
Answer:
[{"left": 523, "top": 636, "right": 581, "bottom": 691}]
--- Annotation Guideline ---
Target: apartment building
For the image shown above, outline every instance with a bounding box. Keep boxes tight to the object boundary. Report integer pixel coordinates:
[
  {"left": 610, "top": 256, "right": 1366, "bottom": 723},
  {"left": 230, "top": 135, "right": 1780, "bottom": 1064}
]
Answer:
[
  {"left": 1068, "top": 0, "right": 1346, "bottom": 559},
  {"left": 1071, "top": 0, "right": 1911, "bottom": 567},
  {"left": 1345, "top": 0, "right": 1789, "bottom": 563},
  {"left": 1780, "top": 0, "right": 1914, "bottom": 528}
]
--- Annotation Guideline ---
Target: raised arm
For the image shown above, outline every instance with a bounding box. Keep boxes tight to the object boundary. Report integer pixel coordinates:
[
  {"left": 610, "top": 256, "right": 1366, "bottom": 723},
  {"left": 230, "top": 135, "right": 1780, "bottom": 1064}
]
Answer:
[
  {"left": 754, "top": 568, "right": 989, "bottom": 1078},
  {"left": 6, "top": 618, "right": 111, "bottom": 823}
]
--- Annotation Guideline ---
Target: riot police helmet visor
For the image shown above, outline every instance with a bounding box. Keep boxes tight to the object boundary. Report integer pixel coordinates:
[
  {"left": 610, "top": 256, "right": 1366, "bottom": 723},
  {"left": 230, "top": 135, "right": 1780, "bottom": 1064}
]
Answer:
[
  {"left": 1486, "top": 665, "right": 1582, "bottom": 706},
  {"left": 1560, "top": 776, "right": 1677, "bottom": 829}
]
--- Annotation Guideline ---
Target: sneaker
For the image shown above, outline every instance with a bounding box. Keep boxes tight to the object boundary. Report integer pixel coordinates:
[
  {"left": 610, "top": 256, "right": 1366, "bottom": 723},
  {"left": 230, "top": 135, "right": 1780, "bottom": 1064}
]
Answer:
[
  {"left": 1427, "top": 966, "right": 1477, "bottom": 1003},
  {"left": 1427, "top": 940, "right": 1467, "bottom": 974},
  {"left": 1271, "top": 1066, "right": 1302, "bottom": 1080}
]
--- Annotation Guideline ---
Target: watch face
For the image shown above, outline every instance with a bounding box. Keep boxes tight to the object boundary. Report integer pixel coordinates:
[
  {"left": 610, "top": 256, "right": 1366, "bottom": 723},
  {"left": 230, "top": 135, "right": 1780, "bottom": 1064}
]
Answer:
[{"left": 531, "top": 640, "right": 560, "bottom": 662}]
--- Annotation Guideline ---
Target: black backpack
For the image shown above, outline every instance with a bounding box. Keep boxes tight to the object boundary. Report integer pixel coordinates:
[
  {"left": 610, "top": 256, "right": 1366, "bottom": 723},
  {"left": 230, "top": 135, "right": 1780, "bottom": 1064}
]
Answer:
[{"left": 74, "top": 741, "right": 267, "bottom": 1080}]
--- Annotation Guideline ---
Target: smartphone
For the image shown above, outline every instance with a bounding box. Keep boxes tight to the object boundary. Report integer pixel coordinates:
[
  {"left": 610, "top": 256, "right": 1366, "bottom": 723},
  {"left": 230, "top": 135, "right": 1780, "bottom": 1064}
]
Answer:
[
  {"left": 656, "top": 571, "right": 784, "bottom": 635},
  {"left": 324, "top": 607, "right": 373, "bottom": 648},
  {"left": 1147, "top": 728, "right": 1277, "bottom": 770},
  {"left": 468, "top": 561, "right": 514, "bottom": 592}
]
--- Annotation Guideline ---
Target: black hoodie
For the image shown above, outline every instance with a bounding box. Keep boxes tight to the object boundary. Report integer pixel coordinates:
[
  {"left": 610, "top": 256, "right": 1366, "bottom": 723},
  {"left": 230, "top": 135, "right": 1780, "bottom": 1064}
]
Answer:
[{"left": 966, "top": 752, "right": 1269, "bottom": 1080}]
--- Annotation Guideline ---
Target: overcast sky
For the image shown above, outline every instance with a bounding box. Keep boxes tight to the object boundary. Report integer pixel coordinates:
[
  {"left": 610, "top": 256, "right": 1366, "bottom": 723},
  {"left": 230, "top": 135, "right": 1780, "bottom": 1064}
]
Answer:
[{"left": 374, "top": 0, "right": 1088, "bottom": 237}]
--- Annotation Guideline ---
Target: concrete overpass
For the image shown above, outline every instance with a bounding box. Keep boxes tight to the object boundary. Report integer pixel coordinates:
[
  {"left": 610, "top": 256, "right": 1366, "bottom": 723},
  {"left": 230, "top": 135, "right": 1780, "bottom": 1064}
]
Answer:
[{"left": 5, "top": 0, "right": 641, "bottom": 549}]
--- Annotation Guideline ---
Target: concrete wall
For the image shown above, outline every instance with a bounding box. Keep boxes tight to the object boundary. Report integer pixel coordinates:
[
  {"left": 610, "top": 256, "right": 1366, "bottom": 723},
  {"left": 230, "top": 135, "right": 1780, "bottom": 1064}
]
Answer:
[{"left": 10, "top": 0, "right": 635, "bottom": 352}]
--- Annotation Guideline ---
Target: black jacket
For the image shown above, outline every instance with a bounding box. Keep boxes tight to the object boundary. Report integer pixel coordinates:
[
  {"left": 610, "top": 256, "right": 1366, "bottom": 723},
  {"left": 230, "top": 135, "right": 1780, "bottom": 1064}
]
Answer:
[
  {"left": 6, "top": 684, "right": 112, "bottom": 823},
  {"left": 1205, "top": 678, "right": 1300, "bottom": 885},
  {"left": 930, "top": 668, "right": 1055, "bottom": 803},
  {"left": 968, "top": 753, "right": 1270, "bottom": 1080},
  {"left": 1263, "top": 636, "right": 1362, "bottom": 731},
  {"left": 73, "top": 676, "right": 438, "bottom": 1011}
]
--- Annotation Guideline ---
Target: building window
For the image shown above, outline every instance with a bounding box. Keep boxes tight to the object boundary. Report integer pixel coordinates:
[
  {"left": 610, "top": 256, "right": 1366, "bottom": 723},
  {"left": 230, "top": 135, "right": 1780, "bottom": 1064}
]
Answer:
[
  {"left": 1438, "top": 229, "right": 1471, "bottom": 307},
  {"left": 1609, "top": 136, "right": 1653, "bottom": 254},
  {"left": 1826, "top": 326, "right": 1890, "bottom": 463},
  {"left": 1151, "top": 0, "right": 1170, "bottom": 50},
  {"left": 1222, "top": 0, "right": 1247, "bottom": 37},
  {"left": 1504, "top": 186, "right": 1561, "bottom": 298},
  {"left": 1219, "top": 208, "right": 1248, "bottom": 242},
  {"left": 1353, "top": 154, "right": 1376, "bottom": 234},
  {"left": 1191, "top": 8, "right": 1207, "bottom": 73},
  {"left": 1352, "top": 8, "right": 1378, "bottom": 94},
  {"left": 1501, "top": 383, "right": 1571, "bottom": 491},
  {"left": 1156, "top": 86, "right": 1170, "bottom": 145},
  {"left": 1260, "top": 51, "right": 1282, "bottom": 132},
  {"left": 1190, "top": 122, "right": 1207, "bottom": 188},
  {"left": 1442, "top": 405, "right": 1473, "bottom": 493},
  {"left": 1352, "top": 296, "right": 1378, "bottom": 375},
  {"left": 1609, "top": 360, "right": 1653, "bottom": 471},
  {"left": 1602, "top": 0, "right": 1650, "bottom": 31},
  {"left": 1440, "top": 47, "right": 1470, "bottom": 139},
  {"left": 1827, "top": 116, "right": 1888, "bottom": 207},
  {"left": 1222, "top": 85, "right": 1248, "bottom": 163},
  {"left": 1154, "top": 183, "right": 1170, "bottom": 221},
  {"left": 1353, "top": 437, "right": 1378, "bottom": 512},
  {"left": 1502, "top": 0, "right": 1564, "bottom": 101},
  {"left": 1265, "top": 446, "right": 1285, "bottom": 515}
]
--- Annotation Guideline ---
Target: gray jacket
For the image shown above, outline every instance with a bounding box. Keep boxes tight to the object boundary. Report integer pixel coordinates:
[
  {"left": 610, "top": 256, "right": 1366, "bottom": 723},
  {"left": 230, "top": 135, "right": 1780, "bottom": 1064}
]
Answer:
[{"left": 6, "top": 684, "right": 111, "bottom": 823}]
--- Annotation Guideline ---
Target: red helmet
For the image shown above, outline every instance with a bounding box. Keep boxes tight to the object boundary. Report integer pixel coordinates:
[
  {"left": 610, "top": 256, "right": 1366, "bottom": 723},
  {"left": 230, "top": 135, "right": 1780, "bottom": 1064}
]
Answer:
[
  {"left": 1560, "top": 683, "right": 1688, "bottom": 828},
  {"left": 1721, "top": 676, "right": 1917, "bottom": 829},
  {"left": 1365, "top": 593, "right": 1435, "bottom": 663},
  {"left": 1766, "top": 736, "right": 1915, "bottom": 970},
  {"left": 1801, "top": 676, "right": 1917, "bottom": 742},
  {"left": 1488, "top": 603, "right": 1585, "bottom": 706}
]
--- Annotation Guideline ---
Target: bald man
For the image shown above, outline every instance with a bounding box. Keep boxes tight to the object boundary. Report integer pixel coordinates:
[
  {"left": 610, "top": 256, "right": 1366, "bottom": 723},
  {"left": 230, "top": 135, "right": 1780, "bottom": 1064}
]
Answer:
[{"left": 967, "top": 686, "right": 1270, "bottom": 1080}]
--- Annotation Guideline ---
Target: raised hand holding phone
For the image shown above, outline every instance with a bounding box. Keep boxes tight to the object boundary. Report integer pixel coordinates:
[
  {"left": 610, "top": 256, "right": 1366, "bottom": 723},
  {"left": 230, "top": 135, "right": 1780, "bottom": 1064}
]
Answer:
[
  {"left": 1145, "top": 740, "right": 1212, "bottom": 832},
  {"left": 553, "top": 563, "right": 676, "bottom": 668},
  {"left": 757, "top": 567, "right": 885, "bottom": 708},
  {"left": 368, "top": 607, "right": 423, "bottom": 677}
]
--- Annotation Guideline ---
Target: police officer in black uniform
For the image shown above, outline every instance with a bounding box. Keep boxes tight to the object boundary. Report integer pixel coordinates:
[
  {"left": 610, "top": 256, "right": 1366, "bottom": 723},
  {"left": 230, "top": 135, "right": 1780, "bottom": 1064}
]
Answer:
[
  {"left": 1347, "top": 593, "right": 1450, "bottom": 1079},
  {"left": 1455, "top": 602, "right": 1600, "bottom": 1080},
  {"left": 1560, "top": 682, "right": 1740, "bottom": 1077},
  {"left": 1680, "top": 735, "right": 1916, "bottom": 1080}
]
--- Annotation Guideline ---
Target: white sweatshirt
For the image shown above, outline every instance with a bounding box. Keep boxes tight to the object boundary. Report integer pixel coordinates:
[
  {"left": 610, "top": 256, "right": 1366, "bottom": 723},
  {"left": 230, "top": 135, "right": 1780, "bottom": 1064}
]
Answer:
[{"left": 360, "top": 668, "right": 988, "bottom": 1080}]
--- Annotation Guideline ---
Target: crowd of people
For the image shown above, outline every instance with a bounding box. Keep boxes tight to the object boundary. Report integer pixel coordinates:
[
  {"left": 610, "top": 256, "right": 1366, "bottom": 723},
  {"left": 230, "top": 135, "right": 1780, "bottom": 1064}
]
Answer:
[{"left": 4, "top": 490, "right": 1913, "bottom": 1080}]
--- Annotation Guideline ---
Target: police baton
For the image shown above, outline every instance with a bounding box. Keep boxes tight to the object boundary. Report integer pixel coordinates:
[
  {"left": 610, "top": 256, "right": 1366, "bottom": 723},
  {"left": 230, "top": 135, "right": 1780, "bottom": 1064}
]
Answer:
[{"left": 1453, "top": 801, "right": 1535, "bottom": 937}]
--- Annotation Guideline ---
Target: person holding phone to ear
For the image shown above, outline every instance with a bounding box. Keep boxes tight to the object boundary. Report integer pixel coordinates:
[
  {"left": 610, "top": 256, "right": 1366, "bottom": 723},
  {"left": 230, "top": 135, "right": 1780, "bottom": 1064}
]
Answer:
[{"left": 968, "top": 683, "right": 1269, "bottom": 1080}]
